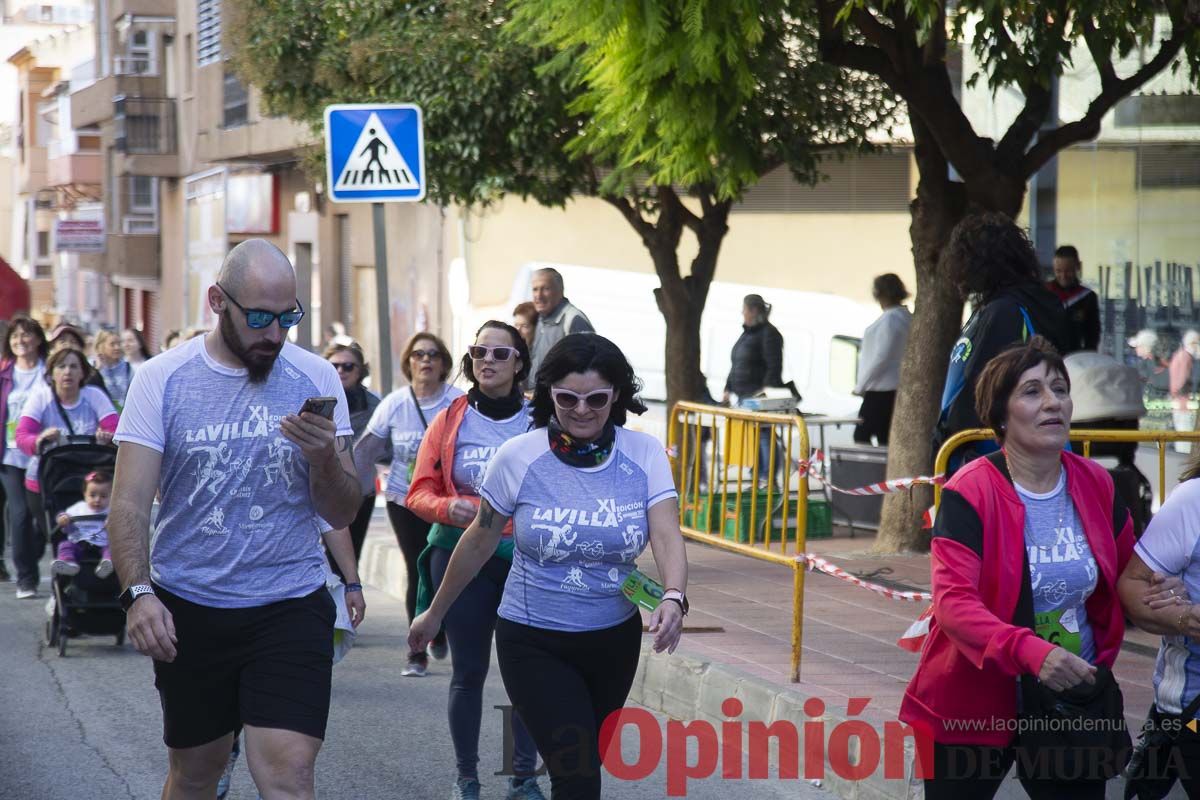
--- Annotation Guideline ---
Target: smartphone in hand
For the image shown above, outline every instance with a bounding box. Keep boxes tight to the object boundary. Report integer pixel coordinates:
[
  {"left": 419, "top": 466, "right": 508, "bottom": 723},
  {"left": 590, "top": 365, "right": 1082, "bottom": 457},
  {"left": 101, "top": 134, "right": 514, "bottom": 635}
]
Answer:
[{"left": 299, "top": 396, "right": 337, "bottom": 420}]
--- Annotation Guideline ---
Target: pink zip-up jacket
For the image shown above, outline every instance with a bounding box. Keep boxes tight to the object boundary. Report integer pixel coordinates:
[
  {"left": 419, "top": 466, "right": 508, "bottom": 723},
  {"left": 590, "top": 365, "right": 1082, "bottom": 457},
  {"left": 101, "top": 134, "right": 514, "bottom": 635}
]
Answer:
[{"left": 899, "top": 450, "right": 1134, "bottom": 745}]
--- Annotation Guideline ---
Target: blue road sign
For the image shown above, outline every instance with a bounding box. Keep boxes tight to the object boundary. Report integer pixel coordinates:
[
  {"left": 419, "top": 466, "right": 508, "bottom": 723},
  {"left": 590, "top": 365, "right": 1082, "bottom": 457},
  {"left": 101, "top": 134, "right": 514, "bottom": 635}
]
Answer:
[{"left": 324, "top": 104, "right": 425, "bottom": 203}]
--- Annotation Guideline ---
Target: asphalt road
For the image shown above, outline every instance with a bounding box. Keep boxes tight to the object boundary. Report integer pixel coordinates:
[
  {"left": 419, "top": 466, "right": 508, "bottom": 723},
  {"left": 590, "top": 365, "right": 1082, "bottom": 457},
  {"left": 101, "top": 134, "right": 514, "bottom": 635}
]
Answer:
[{"left": 0, "top": 568, "right": 828, "bottom": 800}]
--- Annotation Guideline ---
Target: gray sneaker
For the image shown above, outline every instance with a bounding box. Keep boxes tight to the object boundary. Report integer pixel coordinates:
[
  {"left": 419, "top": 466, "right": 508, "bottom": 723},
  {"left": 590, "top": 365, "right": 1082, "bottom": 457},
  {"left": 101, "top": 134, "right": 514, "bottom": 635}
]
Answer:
[
  {"left": 450, "top": 778, "right": 481, "bottom": 800},
  {"left": 505, "top": 777, "right": 547, "bottom": 800}
]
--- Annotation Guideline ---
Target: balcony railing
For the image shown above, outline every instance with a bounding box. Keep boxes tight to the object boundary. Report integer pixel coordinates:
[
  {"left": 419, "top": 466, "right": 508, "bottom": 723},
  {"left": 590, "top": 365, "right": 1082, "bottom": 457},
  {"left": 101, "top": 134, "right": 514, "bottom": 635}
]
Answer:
[
  {"left": 114, "top": 96, "right": 176, "bottom": 155},
  {"left": 114, "top": 55, "right": 157, "bottom": 76}
]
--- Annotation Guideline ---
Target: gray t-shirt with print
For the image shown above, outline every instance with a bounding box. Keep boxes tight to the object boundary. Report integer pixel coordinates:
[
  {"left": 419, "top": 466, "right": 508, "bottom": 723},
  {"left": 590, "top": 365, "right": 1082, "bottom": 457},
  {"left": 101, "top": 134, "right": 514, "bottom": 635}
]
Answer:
[
  {"left": 1019, "top": 471, "right": 1097, "bottom": 664},
  {"left": 114, "top": 337, "right": 352, "bottom": 608},
  {"left": 450, "top": 405, "right": 530, "bottom": 496},
  {"left": 3, "top": 361, "right": 43, "bottom": 468},
  {"left": 481, "top": 427, "right": 677, "bottom": 633},
  {"left": 365, "top": 384, "right": 463, "bottom": 505}
]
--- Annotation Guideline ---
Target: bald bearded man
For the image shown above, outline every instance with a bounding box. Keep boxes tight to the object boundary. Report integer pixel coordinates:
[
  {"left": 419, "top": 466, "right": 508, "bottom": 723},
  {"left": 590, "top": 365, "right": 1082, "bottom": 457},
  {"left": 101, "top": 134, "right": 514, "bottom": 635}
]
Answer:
[{"left": 109, "top": 239, "right": 364, "bottom": 800}]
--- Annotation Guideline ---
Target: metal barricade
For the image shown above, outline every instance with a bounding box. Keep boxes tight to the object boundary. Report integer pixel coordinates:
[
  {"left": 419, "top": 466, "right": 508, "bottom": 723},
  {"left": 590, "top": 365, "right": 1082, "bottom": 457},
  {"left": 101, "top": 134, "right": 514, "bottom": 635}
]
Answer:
[
  {"left": 933, "top": 428, "right": 1200, "bottom": 507},
  {"left": 668, "top": 402, "right": 811, "bottom": 681}
]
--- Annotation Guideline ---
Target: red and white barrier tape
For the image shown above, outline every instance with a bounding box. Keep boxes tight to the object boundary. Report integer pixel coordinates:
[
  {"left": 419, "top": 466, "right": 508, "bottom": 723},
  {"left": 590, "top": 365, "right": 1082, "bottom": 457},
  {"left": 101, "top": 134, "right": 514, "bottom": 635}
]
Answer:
[
  {"left": 797, "top": 553, "right": 933, "bottom": 603},
  {"left": 799, "top": 449, "right": 946, "bottom": 497}
]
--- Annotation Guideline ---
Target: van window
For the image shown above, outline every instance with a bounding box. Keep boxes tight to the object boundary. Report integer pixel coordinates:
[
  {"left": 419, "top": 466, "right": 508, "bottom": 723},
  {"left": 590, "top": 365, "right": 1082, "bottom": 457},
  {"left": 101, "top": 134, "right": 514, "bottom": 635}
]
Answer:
[{"left": 829, "top": 335, "right": 862, "bottom": 395}]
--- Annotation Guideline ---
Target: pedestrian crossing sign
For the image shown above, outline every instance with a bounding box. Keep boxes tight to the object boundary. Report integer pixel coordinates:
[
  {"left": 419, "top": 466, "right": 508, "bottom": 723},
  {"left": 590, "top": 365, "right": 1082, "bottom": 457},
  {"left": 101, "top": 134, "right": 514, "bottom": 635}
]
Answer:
[{"left": 324, "top": 104, "right": 425, "bottom": 203}]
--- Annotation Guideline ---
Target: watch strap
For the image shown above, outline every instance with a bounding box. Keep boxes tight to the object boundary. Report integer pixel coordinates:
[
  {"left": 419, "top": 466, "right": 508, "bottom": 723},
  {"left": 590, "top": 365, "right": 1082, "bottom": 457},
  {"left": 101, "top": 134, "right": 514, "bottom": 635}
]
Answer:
[{"left": 120, "top": 583, "right": 154, "bottom": 611}]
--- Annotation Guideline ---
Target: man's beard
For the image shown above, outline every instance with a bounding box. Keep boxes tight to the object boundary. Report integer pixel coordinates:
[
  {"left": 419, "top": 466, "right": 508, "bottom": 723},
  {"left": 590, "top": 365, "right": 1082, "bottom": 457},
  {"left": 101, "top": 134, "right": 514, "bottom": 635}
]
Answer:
[{"left": 219, "top": 310, "right": 283, "bottom": 383}]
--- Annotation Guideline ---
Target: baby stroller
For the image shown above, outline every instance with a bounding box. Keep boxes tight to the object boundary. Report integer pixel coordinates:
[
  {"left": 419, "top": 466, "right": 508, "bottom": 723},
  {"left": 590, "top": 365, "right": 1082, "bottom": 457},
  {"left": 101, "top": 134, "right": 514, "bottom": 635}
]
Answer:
[{"left": 37, "top": 436, "right": 123, "bottom": 656}]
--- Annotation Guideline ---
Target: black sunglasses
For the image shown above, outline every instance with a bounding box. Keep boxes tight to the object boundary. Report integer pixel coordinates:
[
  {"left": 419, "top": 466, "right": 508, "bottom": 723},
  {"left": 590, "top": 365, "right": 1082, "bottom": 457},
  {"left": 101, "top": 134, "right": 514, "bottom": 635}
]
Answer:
[
  {"left": 217, "top": 282, "right": 305, "bottom": 330},
  {"left": 332, "top": 362, "right": 359, "bottom": 373}
]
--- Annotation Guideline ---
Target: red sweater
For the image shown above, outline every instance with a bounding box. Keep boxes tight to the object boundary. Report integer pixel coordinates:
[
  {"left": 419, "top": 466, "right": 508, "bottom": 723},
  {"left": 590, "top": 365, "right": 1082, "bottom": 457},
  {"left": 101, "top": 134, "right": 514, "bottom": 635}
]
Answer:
[{"left": 899, "top": 451, "right": 1134, "bottom": 745}]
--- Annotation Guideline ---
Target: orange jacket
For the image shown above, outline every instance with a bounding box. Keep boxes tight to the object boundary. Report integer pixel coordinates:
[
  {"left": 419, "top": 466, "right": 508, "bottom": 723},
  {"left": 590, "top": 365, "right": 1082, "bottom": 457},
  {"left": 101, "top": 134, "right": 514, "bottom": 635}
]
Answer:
[{"left": 405, "top": 394, "right": 513, "bottom": 535}]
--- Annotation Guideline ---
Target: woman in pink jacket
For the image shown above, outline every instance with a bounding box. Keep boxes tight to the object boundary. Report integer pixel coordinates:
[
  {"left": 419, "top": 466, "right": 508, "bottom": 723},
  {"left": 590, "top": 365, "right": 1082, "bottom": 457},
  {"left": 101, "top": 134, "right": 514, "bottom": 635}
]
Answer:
[
  {"left": 900, "top": 337, "right": 1149, "bottom": 798},
  {"left": 14, "top": 347, "right": 117, "bottom": 598}
]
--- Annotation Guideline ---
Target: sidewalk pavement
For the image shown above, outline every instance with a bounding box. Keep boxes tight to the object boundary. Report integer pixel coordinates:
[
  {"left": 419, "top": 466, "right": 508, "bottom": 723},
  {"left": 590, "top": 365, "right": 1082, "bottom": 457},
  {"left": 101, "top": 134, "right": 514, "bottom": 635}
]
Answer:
[{"left": 358, "top": 513, "right": 1166, "bottom": 800}]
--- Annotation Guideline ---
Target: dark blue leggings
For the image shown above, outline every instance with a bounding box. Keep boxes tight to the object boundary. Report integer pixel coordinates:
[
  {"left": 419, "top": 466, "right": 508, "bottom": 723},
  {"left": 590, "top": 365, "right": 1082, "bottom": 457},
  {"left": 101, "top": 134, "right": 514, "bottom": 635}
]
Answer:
[{"left": 430, "top": 548, "right": 539, "bottom": 781}]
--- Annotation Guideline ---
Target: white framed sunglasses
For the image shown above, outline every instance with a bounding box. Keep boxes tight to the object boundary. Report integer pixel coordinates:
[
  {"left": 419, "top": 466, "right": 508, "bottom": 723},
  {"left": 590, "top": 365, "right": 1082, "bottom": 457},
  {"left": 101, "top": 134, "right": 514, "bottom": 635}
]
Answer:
[
  {"left": 468, "top": 344, "right": 518, "bottom": 362},
  {"left": 550, "top": 387, "right": 616, "bottom": 411}
]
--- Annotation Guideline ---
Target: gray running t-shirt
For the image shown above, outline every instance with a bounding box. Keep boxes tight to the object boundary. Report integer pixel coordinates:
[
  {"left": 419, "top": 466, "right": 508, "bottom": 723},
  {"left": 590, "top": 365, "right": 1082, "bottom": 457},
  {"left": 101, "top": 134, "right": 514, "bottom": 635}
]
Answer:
[
  {"left": 450, "top": 404, "right": 530, "bottom": 496},
  {"left": 1018, "top": 470, "right": 1097, "bottom": 663},
  {"left": 481, "top": 427, "right": 677, "bottom": 632},
  {"left": 114, "top": 337, "right": 352, "bottom": 608},
  {"left": 365, "top": 384, "right": 463, "bottom": 505}
]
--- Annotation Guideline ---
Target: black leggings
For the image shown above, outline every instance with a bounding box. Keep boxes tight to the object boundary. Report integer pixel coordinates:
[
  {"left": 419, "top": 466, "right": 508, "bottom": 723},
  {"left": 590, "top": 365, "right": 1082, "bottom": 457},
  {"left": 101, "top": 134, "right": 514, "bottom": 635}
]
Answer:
[
  {"left": 14, "top": 484, "right": 45, "bottom": 590},
  {"left": 923, "top": 741, "right": 1108, "bottom": 800},
  {"left": 430, "top": 548, "right": 539, "bottom": 781},
  {"left": 386, "top": 501, "right": 431, "bottom": 623},
  {"left": 328, "top": 494, "right": 376, "bottom": 583},
  {"left": 495, "top": 613, "right": 643, "bottom": 800}
]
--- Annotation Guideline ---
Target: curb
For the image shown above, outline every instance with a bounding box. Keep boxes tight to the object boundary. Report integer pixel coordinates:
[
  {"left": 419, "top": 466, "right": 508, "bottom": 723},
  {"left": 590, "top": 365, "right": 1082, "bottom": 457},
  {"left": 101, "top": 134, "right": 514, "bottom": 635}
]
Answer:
[{"left": 359, "top": 530, "right": 922, "bottom": 800}]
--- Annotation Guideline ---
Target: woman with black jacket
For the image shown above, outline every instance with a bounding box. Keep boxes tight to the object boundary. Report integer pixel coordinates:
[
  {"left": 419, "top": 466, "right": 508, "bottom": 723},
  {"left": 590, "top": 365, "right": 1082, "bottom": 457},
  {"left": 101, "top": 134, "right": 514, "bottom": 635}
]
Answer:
[{"left": 933, "top": 213, "right": 1072, "bottom": 472}]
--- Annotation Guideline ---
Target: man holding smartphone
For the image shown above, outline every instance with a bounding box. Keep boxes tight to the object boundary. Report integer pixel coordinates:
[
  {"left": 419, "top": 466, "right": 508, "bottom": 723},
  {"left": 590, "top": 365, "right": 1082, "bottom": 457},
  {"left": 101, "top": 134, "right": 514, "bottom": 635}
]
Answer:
[{"left": 108, "top": 238, "right": 363, "bottom": 800}]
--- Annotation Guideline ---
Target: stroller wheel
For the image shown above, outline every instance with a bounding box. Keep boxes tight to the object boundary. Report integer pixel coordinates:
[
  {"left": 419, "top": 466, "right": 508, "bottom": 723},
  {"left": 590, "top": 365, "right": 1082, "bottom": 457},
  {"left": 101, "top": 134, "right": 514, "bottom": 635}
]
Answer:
[
  {"left": 57, "top": 630, "right": 67, "bottom": 657},
  {"left": 45, "top": 618, "right": 59, "bottom": 647}
]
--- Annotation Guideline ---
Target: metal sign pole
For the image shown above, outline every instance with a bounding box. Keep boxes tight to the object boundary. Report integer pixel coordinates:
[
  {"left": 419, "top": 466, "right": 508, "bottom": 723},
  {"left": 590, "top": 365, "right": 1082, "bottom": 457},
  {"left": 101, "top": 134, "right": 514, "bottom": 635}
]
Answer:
[{"left": 372, "top": 201, "right": 392, "bottom": 394}]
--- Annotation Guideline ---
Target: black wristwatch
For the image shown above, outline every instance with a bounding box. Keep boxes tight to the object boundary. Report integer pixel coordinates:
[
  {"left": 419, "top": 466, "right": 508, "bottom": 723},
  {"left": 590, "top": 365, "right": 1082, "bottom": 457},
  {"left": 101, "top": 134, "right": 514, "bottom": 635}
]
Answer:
[
  {"left": 120, "top": 584, "right": 155, "bottom": 611},
  {"left": 662, "top": 589, "right": 689, "bottom": 616}
]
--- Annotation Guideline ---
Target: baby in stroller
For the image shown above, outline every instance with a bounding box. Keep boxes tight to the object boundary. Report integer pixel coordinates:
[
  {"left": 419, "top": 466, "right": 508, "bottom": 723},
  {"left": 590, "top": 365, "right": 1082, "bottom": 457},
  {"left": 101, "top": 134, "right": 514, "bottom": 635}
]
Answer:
[{"left": 51, "top": 469, "right": 113, "bottom": 579}]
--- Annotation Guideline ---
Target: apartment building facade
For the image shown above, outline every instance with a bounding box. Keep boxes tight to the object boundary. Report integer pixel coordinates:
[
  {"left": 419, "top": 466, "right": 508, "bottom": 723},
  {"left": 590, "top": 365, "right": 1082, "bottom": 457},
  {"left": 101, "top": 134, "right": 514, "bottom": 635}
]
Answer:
[
  {"left": 7, "top": 18, "right": 103, "bottom": 323},
  {"left": 66, "top": 0, "right": 451, "bottom": 376}
]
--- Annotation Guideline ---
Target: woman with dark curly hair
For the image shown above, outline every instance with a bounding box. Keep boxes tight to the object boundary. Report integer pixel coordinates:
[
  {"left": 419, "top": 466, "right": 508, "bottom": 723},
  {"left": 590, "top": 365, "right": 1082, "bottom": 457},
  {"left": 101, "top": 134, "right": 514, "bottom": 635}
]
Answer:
[
  {"left": 410, "top": 333, "right": 688, "bottom": 800},
  {"left": 933, "top": 212, "right": 1072, "bottom": 471}
]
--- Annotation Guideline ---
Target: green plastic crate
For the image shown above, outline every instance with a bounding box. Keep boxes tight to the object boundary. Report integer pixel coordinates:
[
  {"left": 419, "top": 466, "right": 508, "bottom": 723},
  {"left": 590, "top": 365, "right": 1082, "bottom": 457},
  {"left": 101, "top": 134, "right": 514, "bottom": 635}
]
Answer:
[
  {"left": 805, "top": 498, "right": 833, "bottom": 539},
  {"left": 681, "top": 494, "right": 717, "bottom": 533}
]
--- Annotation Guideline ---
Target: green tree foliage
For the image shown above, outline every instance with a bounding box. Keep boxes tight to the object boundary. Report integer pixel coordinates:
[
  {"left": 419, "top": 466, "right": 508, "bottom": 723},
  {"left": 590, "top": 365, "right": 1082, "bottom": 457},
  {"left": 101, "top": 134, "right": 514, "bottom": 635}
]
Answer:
[
  {"left": 812, "top": 0, "right": 1200, "bottom": 550},
  {"left": 229, "top": 0, "right": 897, "bottom": 413}
]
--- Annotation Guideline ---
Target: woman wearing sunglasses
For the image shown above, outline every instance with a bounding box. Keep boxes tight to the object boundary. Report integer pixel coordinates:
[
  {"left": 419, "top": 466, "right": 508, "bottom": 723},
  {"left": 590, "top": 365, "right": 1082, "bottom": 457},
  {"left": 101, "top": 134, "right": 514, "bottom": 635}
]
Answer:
[
  {"left": 353, "top": 332, "right": 461, "bottom": 677},
  {"left": 410, "top": 333, "right": 688, "bottom": 800},
  {"left": 406, "top": 321, "right": 544, "bottom": 800},
  {"left": 321, "top": 340, "right": 380, "bottom": 581}
]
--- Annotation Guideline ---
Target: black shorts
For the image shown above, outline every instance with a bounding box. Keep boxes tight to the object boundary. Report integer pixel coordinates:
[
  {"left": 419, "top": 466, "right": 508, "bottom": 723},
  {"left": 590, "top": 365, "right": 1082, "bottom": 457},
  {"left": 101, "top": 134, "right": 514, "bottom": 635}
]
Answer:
[{"left": 152, "top": 584, "right": 335, "bottom": 749}]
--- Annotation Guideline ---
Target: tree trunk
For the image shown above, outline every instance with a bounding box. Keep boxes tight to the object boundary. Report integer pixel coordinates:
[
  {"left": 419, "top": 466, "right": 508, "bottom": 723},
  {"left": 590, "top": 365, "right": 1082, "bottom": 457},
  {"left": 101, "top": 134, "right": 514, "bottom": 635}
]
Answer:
[
  {"left": 872, "top": 117, "right": 1028, "bottom": 552},
  {"left": 872, "top": 117, "right": 968, "bottom": 553}
]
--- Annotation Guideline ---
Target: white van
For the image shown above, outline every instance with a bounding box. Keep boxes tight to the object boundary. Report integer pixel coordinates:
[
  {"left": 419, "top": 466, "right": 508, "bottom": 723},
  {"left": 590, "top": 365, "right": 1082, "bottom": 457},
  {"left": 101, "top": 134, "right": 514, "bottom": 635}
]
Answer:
[{"left": 491, "top": 263, "right": 878, "bottom": 418}]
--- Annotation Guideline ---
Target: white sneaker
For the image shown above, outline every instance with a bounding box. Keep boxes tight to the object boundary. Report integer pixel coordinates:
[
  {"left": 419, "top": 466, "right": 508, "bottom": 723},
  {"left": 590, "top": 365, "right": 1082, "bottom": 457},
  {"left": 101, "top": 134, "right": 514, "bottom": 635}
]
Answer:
[
  {"left": 51, "top": 560, "right": 80, "bottom": 576},
  {"left": 95, "top": 559, "right": 114, "bottom": 579},
  {"left": 401, "top": 655, "right": 428, "bottom": 677},
  {"left": 16, "top": 586, "right": 37, "bottom": 599}
]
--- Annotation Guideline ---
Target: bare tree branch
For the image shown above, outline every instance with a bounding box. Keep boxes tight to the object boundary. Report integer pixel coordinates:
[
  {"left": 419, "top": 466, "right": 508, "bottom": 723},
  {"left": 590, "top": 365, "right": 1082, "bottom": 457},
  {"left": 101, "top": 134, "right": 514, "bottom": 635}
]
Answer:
[
  {"left": 1022, "top": 22, "right": 1193, "bottom": 177},
  {"left": 1080, "top": 17, "right": 1120, "bottom": 91},
  {"left": 659, "top": 185, "right": 703, "bottom": 234},
  {"left": 849, "top": 6, "right": 904, "bottom": 66},
  {"left": 816, "top": 0, "right": 907, "bottom": 95},
  {"left": 995, "top": 84, "right": 1053, "bottom": 168},
  {"left": 602, "top": 194, "right": 656, "bottom": 244},
  {"left": 922, "top": 3, "right": 947, "bottom": 68}
]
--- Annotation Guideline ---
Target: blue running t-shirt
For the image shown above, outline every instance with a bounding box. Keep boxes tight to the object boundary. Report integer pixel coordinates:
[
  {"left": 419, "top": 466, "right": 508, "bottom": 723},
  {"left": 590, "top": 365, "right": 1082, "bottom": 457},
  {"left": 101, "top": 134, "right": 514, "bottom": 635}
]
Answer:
[
  {"left": 481, "top": 427, "right": 677, "bottom": 632},
  {"left": 114, "top": 336, "right": 352, "bottom": 608}
]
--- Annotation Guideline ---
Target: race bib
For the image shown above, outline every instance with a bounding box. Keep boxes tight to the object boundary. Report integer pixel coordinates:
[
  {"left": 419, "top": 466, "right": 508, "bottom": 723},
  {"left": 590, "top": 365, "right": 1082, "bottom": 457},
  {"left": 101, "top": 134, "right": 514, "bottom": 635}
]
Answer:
[
  {"left": 1035, "top": 607, "right": 1083, "bottom": 655},
  {"left": 5, "top": 418, "right": 15, "bottom": 449}
]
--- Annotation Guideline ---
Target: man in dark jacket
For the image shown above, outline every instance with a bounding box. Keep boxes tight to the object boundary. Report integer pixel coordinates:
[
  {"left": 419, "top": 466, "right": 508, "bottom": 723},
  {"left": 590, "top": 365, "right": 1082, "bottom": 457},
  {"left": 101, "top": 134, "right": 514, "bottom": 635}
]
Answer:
[
  {"left": 723, "top": 294, "right": 785, "bottom": 402},
  {"left": 933, "top": 214, "right": 1072, "bottom": 470},
  {"left": 1046, "top": 245, "right": 1101, "bottom": 352}
]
